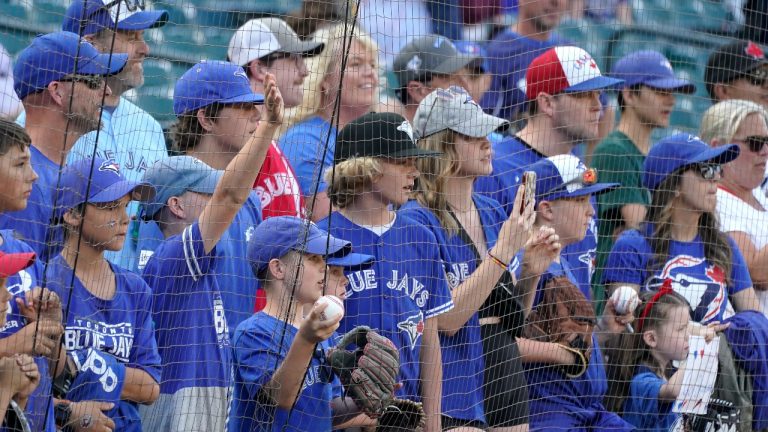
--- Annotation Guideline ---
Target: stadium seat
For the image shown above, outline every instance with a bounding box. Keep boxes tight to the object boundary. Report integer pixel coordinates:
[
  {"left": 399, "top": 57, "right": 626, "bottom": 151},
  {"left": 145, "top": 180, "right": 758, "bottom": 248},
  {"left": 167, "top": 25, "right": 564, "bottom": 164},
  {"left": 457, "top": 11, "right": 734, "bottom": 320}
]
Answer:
[
  {"left": 555, "top": 19, "right": 621, "bottom": 69},
  {"left": 0, "top": 30, "right": 31, "bottom": 56},
  {"left": 33, "top": 1, "right": 68, "bottom": 28},
  {"left": 126, "top": 86, "right": 175, "bottom": 129}
]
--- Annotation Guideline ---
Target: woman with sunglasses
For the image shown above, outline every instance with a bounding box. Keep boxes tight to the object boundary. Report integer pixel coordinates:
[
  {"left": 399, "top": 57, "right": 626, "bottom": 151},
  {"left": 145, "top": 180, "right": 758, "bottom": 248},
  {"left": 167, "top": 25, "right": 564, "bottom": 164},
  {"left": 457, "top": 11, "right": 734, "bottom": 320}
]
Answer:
[
  {"left": 700, "top": 100, "right": 768, "bottom": 311},
  {"left": 401, "top": 86, "right": 561, "bottom": 431},
  {"left": 604, "top": 134, "right": 768, "bottom": 429}
]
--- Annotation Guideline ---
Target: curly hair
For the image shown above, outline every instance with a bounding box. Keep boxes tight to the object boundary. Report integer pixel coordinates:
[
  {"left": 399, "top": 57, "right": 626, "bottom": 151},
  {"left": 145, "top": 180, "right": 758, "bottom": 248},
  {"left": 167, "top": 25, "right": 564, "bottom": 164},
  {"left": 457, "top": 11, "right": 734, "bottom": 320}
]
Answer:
[
  {"left": 324, "top": 157, "right": 382, "bottom": 208},
  {"left": 170, "top": 103, "right": 224, "bottom": 155}
]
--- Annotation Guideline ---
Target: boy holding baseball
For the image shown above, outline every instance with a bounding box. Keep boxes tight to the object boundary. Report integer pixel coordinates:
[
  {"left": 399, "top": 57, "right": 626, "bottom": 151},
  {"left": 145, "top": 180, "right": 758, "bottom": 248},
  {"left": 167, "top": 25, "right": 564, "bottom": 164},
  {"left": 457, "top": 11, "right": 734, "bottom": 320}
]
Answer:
[{"left": 229, "top": 216, "right": 394, "bottom": 432}]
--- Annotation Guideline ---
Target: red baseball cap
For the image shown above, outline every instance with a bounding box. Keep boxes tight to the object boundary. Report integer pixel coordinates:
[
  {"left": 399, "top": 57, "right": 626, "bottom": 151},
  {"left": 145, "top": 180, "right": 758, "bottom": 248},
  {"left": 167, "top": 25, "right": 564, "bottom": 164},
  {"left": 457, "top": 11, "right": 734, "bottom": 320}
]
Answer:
[
  {"left": 524, "top": 46, "right": 624, "bottom": 100},
  {"left": 0, "top": 251, "right": 36, "bottom": 278}
]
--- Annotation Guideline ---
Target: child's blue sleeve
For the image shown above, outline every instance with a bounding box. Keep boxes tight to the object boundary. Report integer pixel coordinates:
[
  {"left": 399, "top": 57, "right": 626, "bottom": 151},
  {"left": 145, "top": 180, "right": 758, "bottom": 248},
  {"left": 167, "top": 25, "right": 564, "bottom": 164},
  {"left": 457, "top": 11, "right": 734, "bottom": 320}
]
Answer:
[
  {"left": 233, "top": 327, "right": 284, "bottom": 399},
  {"left": 128, "top": 283, "right": 162, "bottom": 383}
]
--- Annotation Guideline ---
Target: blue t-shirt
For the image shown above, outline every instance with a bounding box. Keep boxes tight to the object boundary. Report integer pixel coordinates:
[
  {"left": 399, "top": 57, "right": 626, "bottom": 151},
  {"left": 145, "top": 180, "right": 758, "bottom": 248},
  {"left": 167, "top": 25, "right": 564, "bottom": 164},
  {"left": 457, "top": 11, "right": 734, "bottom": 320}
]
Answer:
[
  {"left": 318, "top": 212, "right": 454, "bottom": 401},
  {"left": 475, "top": 136, "right": 599, "bottom": 299},
  {"left": 0, "top": 146, "right": 62, "bottom": 262},
  {"left": 479, "top": 30, "right": 565, "bottom": 121},
  {"left": 400, "top": 195, "right": 506, "bottom": 423},
  {"left": 603, "top": 225, "right": 752, "bottom": 323},
  {"left": 141, "top": 223, "right": 232, "bottom": 395},
  {"left": 46, "top": 255, "right": 161, "bottom": 432},
  {"left": 278, "top": 116, "right": 337, "bottom": 195},
  {"left": 0, "top": 230, "right": 54, "bottom": 432},
  {"left": 228, "top": 312, "right": 341, "bottom": 432},
  {"left": 623, "top": 366, "right": 680, "bottom": 432},
  {"left": 135, "top": 193, "right": 262, "bottom": 337}
]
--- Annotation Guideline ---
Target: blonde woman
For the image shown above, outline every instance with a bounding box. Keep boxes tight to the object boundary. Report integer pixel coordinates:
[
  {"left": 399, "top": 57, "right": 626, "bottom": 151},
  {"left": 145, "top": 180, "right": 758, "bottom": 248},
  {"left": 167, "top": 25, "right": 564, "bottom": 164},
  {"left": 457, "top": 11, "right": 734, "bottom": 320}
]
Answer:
[
  {"left": 700, "top": 100, "right": 768, "bottom": 308},
  {"left": 400, "top": 86, "right": 560, "bottom": 432},
  {"left": 279, "top": 23, "right": 380, "bottom": 221},
  {"left": 319, "top": 112, "right": 453, "bottom": 431}
]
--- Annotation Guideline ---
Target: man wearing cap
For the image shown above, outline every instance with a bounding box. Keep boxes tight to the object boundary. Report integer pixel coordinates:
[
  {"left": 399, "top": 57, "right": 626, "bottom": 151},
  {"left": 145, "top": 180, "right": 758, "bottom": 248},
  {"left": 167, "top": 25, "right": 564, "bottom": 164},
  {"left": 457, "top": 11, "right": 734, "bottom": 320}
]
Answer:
[
  {"left": 154, "top": 60, "right": 269, "bottom": 331},
  {"left": 514, "top": 154, "right": 631, "bottom": 432},
  {"left": 229, "top": 216, "right": 376, "bottom": 432},
  {"left": 591, "top": 50, "right": 696, "bottom": 309},
  {"left": 480, "top": 0, "right": 570, "bottom": 121},
  {"left": 393, "top": 35, "right": 481, "bottom": 122},
  {"left": 0, "top": 119, "right": 64, "bottom": 432},
  {"left": 228, "top": 17, "right": 324, "bottom": 220},
  {"left": 0, "top": 31, "right": 127, "bottom": 262},
  {"left": 139, "top": 72, "right": 282, "bottom": 432},
  {"left": 55, "top": 0, "right": 170, "bottom": 271},
  {"left": 706, "top": 40, "right": 768, "bottom": 109},
  {"left": 475, "top": 46, "right": 624, "bottom": 300}
]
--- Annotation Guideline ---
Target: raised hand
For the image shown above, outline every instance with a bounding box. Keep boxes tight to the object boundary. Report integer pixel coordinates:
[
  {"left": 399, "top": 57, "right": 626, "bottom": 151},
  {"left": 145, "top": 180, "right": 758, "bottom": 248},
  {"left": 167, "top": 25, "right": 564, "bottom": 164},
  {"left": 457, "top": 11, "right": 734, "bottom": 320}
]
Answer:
[
  {"left": 262, "top": 72, "right": 284, "bottom": 126},
  {"left": 16, "top": 287, "right": 63, "bottom": 323},
  {"left": 68, "top": 401, "right": 116, "bottom": 432},
  {"left": 522, "top": 226, "right": 561, "bottom": 276},
  {"left": 493, "top": 185, "right": 536, "bottom": 263}
]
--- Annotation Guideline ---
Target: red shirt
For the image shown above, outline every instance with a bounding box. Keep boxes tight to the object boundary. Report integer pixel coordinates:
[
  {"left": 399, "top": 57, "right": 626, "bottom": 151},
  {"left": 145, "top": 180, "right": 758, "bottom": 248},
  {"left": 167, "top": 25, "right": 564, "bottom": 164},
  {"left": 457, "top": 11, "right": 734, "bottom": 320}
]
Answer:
[
  {"left": 253, "top": 141, "right": 306, "bottom": 219},
  {"left": 253, "top": 142, "right": 306, "bottom": 312}
]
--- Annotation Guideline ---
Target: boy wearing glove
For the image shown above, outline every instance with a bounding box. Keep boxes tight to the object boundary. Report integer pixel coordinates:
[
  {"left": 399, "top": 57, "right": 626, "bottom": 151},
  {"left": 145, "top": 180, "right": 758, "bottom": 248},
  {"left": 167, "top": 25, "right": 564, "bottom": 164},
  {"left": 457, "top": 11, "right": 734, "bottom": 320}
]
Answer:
[{"left": 229, "top": 216, "right": 407, "bottom": 432}]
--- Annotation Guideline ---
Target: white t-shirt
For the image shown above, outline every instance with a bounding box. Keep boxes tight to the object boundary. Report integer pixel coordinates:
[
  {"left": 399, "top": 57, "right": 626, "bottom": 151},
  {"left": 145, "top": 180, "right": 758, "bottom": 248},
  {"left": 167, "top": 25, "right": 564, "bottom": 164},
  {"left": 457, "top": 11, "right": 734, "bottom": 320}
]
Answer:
[{"left": 716, "top": 186, "right": 768, "bottom": 313}]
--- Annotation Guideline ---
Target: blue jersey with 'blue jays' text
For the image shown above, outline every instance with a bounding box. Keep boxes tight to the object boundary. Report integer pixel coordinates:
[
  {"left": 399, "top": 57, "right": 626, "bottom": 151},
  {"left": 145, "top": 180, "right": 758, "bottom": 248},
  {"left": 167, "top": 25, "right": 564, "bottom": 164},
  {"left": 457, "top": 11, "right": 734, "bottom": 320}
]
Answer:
[
  {"left": 228, "top": 312, "right": 341, "bottom": 432},
  {"left": 400, "top": 195, "right": 507, "bottom": 423},
  {"left": 318, "top": 212, "right": 454, "bottom": 401},
  {"left": 142, "top": 223, "right": 232, "bottom": 396},
  {"left": 46, "top": 254, "right": 161, "bottom": 431},
  {"left": 604, "top": 225, "right": 751, "bottom": 324},
  {"left": 0, "top": 230, "right": 54, "bottom": 432},
  {"left": 474, "top": 136, "right": 599, "bottom": 299}
]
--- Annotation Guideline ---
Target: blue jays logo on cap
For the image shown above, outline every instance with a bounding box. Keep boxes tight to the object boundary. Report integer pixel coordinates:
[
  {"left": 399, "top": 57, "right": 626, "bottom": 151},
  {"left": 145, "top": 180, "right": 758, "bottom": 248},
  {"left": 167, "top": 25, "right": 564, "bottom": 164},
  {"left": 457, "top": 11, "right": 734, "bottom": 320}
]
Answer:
[
  {"left": 397, "top": 311, "right": 424, "bottom": 350},
  {"left": 98, "top": 159, "right": 120, "bottom": 175}
]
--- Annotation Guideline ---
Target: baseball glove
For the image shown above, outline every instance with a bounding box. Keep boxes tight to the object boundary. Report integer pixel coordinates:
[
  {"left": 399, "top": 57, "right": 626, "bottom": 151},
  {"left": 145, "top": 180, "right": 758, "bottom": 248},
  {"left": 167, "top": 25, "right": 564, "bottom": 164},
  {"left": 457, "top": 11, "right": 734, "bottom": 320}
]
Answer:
[
  {"left": 523, "top": 276, "right": 596, "bottom": 378},
  {"left": 376, "top": 399, "right": 426, "bottom": 432},
  {"left": 327, "top": 326, "right": 400, "bottom": 418}
]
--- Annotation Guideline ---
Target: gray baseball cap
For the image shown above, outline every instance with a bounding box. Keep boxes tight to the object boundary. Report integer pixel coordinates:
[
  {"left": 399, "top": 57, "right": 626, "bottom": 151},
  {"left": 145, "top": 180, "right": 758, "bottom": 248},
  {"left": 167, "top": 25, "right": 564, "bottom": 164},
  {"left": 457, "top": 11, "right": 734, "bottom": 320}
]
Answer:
[
  {"left": 413, "top": 86, "right": 509, "bottom": 139},
  {"left": 228, "top": 18, "right": 324, "bottom": 67},
  {"left": 140, "top": 156, "right": 223, "bottom": 219},
  {"left": 393, "top": 35, "right": 480, "bottom": 91}
]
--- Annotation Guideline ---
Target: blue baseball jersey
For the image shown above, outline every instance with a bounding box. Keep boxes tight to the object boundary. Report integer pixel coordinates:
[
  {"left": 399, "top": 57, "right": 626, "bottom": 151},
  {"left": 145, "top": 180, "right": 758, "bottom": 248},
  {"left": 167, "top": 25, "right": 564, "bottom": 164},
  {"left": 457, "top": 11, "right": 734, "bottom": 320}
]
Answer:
[
  {"left": 475, "top": 136, "right": 599, "bottom": 299},
  {"left": 0, "top": 230, "right": 55, "bottom": 432},
  {"left": 318, "top": 212, "right": 454, "bottom": 401},
  {"left": 141, "top": 223, "right": 232, "bottom": 396},
  {"left": 523, "top": 260, "right": 631, "bottom": 431},
  {"left": 622, "top": 366, "right": 680, "bottom": 432},
  {"left": 135, "top": 193, "right": 262, "bottom": 337},
  {"left": 228, "top": 312, "right": 341, "bottom": 432},
  {"left": 400, "top": 195, "right": 507, "bottom": 423},
  {"left": 0, "top": 146, "right": 62, "bottom": 262},
  {"left": 46, "top": 255, "right": 161, "bottom": 432},
  {"left": 278, "top": 116, "right": 337, "bottom": 195},
  {"left": 603, "top": 225, "right": 752, "bottom": 324},
  {"left": 479, "top": 31, "right": 566, "bottom": 121}
]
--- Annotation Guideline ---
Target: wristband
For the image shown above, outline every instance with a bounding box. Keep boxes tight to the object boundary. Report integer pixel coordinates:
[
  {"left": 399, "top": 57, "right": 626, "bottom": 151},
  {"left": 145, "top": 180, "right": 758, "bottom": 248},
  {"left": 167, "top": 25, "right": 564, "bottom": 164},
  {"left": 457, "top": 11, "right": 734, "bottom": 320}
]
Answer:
[{"left": 487, "top": 251, "right": 508, "bottom": 271}]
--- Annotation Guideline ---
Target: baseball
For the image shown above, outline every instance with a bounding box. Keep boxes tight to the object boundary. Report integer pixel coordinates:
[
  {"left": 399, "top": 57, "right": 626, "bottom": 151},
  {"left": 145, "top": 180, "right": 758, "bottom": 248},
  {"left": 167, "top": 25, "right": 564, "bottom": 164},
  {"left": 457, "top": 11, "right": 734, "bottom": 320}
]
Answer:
[
  {"left": 315, "top": 295, "right": 344, "bottom": 323},
  {"left": 611, "top": 286, "right": 640, "bottom": 315}
]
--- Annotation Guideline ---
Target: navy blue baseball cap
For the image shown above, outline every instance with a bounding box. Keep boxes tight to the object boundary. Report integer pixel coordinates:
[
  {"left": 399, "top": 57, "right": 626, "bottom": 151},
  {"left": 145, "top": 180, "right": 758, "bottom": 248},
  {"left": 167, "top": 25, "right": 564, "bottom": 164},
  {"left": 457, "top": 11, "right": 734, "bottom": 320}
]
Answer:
[
  {"left": 63, "top": 0, "right": 168, "bottom": 35},
  {"left": 13, "top": 31, "right": 128, "bottom": 100},
  {"left": 173, "top": 60, "right": 265, "bottom": 116},
  {"left": 327, "top": 252, "right": 374, "bottom": 271},
  {"left": 140, "top": 156, "right": 223, "bottom": 219},
  {"left": 643, "top": 133, "right": 740, "bottom": 191},
  {"left": 247, "top": 216, "right": 356, "bottom": 274},
  {"left": 529, "top": 154, "right": 619, "bottom": 203},
  {"left": 610, "top": 50, "right": 696, "bottom": 94},
  {"left": 56, "top": 157, "right": 155, "bottom": 218}
]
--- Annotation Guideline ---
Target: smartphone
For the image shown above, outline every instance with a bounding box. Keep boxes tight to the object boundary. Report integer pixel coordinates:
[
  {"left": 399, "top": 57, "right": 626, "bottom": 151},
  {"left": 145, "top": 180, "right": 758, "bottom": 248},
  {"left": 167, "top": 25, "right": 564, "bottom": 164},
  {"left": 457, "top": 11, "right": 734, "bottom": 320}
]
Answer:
[{"left": 521, "top": 171, "right": 536, "bottom": 215}]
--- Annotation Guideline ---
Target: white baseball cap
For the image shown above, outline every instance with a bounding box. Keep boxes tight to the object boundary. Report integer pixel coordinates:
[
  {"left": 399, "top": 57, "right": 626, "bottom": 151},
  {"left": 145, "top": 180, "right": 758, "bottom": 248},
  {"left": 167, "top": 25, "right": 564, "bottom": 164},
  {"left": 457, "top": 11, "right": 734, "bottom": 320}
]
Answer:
[
  {"left": 227, "top": 18, "right": 324, "bottom": 67},
  {"left": 524, "top": 46, "right": 624, "bottom": 100}
]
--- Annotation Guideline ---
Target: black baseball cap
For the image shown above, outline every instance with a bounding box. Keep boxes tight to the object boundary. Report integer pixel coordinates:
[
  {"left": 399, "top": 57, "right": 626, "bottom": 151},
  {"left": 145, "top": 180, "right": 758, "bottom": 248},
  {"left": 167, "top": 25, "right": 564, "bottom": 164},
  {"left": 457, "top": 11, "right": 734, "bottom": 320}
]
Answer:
[
  {"left": 393, "top": 35, "right": 480, "bottom": 93},
  {"left": 705, "top": 40, "right": 767, "bottom": 98},
  {"left": 334, "top": 112, "right": 442, "bottom": 164}
]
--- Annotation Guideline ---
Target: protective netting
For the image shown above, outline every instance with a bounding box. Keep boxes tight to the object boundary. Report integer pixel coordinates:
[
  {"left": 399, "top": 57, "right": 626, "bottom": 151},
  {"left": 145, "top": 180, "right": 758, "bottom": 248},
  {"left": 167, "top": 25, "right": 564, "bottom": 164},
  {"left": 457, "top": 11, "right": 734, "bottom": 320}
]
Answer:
[{"left": 0, "top": 0, "right": 767, "bottom": 431}]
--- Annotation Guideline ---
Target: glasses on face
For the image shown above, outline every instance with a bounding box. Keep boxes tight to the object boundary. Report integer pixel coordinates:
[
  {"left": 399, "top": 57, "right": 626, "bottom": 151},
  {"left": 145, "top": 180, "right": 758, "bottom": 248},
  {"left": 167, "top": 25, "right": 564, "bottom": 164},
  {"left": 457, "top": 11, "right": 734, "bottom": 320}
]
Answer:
[
  {"left": 738, "top": 68, "right": 768, "bottom": 87},
  {"left": 58, "top": 74, "right": 105, "bottom": 90},
  {"left": 737, "top": 135, "right": 768, "bottom": 153},
  {"left": 693, "top": 163, "right": 722, "bottom": 181}
]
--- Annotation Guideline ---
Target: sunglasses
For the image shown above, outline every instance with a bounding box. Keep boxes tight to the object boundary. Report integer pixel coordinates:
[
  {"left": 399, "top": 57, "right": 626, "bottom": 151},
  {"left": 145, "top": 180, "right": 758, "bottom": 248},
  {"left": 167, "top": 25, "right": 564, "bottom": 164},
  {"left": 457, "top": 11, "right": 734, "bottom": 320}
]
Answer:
[
  {"left": 693, "top": 163, "right": 722, "bottom": 180},
  {"left": 58, "top": 74, "right": 105, "bottom": 90},
  {"left": 740, "top": 136, "right": 768, "bottom": 153},
  {"left": 738, "top": 68, "right": 768, "bottom": 87}
]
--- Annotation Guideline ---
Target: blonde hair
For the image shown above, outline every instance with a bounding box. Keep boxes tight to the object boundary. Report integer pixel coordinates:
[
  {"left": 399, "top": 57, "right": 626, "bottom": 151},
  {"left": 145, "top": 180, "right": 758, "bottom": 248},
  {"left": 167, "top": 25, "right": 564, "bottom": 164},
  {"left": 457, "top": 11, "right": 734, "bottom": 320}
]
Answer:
[
  {"left": 414, "top": 130, "right": 462, "bottom": 235},
  {"left": 699, "top": 99, "right": 768, "bottom": 144},
  {"left": 284, "top": 23, "right": 379, "bottom": 128},
  {"left": 324, "top": 157, "right": 383, "bottom": 208}
]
